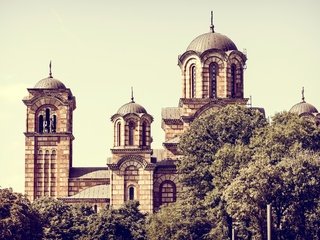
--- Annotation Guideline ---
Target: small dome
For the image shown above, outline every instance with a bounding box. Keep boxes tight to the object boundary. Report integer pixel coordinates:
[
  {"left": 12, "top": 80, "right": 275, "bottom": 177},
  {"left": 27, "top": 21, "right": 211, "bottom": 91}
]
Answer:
[
  {"left": 187, "top": 32, "right": 238, "bottom": 53},
  {"left": 34, "top": 77, "right": 66, "bottom": 89},
  {"left": 289, "top": 101, "right": 318, "bottom": 116},
  {"left": 117, "top": 101, "right": 147, "bottom": 115}
]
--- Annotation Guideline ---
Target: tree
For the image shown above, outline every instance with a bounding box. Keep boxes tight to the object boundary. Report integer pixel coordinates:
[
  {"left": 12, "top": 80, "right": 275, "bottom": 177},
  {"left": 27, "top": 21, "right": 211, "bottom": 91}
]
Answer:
[
  {"left": 32, "top": 197, "right": 94, "bottom": 240},
  {"left": 178, "top": 105, "right": 267, "bottom": 199},
  {"left": 223, "top": 149, "right": 320, "bottom": 239},
  {"left": 0, "top": 188, "right": 42, "bottom": 240},
  {"left": 250, "top": 112, "right": 320, "bottom": 162},
  {"left": 147, "top": 197, "right": 211, "bottom": 240},
  {"left": 87, "top": 201, "right": 147, "bottom": 240},
  {"left": 177, "top": 105, "right": 267, "bottom": 238},
  {"left": 176, "top": 107, "right": 320, "bottom": 239}
]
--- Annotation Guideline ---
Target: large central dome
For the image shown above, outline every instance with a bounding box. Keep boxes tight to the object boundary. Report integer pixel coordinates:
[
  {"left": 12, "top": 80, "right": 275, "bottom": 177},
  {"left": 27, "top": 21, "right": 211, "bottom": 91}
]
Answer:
[{"left": 186, "top": 32, "right": 238, "bottom": 53}]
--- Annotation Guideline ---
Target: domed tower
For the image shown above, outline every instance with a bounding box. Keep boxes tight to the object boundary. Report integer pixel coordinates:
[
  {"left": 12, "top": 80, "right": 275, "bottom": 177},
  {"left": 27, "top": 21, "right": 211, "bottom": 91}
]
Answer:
[
  {"left": 162, "top": 12, "right": 248, "bottom": 159},
  {"left": 179, "top": 12, "right": 247, "bottom": 102},
  {"left": 108, "top": 92, "right": 155, "bottom": 212},
  {"left": 23, "top": 63, "right": 76, "bottom": 201},
  {"left": 290, "top": 88, "right": 319, "bottom": 118}
]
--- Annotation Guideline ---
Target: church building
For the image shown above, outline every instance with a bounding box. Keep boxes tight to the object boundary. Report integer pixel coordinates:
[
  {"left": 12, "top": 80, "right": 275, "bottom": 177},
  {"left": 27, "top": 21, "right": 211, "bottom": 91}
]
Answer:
[{"left": 23, "top": 14, "right": 319, "bottom": 213}]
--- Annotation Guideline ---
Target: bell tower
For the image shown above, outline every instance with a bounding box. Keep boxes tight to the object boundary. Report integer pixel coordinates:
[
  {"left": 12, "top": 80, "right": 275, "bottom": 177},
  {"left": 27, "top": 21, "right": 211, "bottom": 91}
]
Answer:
[
  {"left": 23, "top": 63, "right": 76, "bottom": 201},
  {"left": 108, "top": 92, "right": 155, "bottom": 212},
  {"left": 162, "top": 12, "right": 248, "bottom": 159}
]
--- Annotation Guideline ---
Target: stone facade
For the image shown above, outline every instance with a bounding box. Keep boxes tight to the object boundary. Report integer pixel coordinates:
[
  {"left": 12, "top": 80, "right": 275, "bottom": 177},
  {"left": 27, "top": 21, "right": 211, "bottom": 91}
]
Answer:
[{"left": 23, "top": 23, "right": 254, "bottom": 213}]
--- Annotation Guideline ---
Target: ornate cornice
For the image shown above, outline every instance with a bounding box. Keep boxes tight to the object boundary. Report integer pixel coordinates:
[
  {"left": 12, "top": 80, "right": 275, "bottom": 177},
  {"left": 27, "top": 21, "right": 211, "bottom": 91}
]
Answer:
[
  {"left": 24, "top": 132, "right": 75, "bottom": 140},
  {"left": 111, "top": 148, "right": 152, "bottom": 154}
]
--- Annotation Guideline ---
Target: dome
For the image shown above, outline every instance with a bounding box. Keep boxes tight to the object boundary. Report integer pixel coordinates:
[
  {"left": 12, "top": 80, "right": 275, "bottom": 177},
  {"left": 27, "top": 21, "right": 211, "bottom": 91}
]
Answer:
[
  {"left": 289, "top": 101, "right": 318, "bottom": 116},
  {"left": 186, "top": 32, "right": 238, "bottom": 53},
  {"left": 117, "top": 101, "right": 147, "bottom": 115},
  {"left": 34, "top": 76, "right": 66, "bottom": 89}
]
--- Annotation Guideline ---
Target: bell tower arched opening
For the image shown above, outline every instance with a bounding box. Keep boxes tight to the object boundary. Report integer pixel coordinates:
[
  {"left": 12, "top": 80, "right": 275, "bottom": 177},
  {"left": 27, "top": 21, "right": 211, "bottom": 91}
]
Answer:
[
  {"left": 209, "top": 62, "right": 218, "bottom": 98},
  {"left": 190, "top": 65, "right": 196, "bottom": 98},
  {"left": 37, "top": 106, "right": 57, "bottom": 133},
  {"left": 231, "top": 64, "right": 237, "bottom": 98}
]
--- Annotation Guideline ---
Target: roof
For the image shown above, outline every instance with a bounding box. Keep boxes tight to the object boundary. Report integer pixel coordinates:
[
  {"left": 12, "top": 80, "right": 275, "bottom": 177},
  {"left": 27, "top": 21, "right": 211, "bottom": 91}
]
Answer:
[
  {"left": 162, "top": 107, "right": 181, "bottom": 120},
  {"left": 156, "top": 159, "right": 177, "bottom": 166},
  {"left": 117, "top": 101, "right": 147, "bottom": 115},
  {"left": 289, "top": 101, "right": 318, "bottom": 116},
  {"left": 69, "top": 167, "right": 109, "bottom": 179},
  {"left": 164, "top": 136, "right": 180, "bottom": 144},
  {"left": 67, "top": 184, "right": 110, "bottom": 199},
  {"left": 187, "top": 32, "right": 238, "bottom": 53},
  {"left": 34, "top": 76, "right": 66, "bottom": 89}
]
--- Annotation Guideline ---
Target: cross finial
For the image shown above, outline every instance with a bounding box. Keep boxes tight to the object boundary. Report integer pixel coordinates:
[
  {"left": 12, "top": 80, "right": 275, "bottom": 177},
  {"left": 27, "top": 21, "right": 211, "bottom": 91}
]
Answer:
[
  {"left": 210, "top": 11, "right": 215, "bottom": 33},
  {"left": 302, "top": 87, "right": 305, "bottom": 102},
  {"left": 131, "top": 87, "right": 135, "bottom": 103},
  {"left": 49, "top": 60, "right": 52, "bottom": 78}
]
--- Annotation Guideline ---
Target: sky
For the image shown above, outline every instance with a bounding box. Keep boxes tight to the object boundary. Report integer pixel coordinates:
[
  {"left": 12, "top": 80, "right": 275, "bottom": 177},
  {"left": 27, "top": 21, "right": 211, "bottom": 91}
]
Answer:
[{"left": 1, "top": 0, "right": 320, "bottom": 193}]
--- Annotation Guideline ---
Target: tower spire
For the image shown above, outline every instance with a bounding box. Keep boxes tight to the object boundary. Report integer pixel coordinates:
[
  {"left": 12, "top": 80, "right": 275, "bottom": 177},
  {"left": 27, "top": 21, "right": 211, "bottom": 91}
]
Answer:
[
  {"left": 210, "top": 11, "right": 215, "bottom": 33},
  {"left": 302, "top": 86, "right": 305, "bottom": 102},
  {"left": 131, "top": 87, "right": 135, "bottom": 103},
  {"left": 49, "top": 60, "right": 52, "bottom": 78}
]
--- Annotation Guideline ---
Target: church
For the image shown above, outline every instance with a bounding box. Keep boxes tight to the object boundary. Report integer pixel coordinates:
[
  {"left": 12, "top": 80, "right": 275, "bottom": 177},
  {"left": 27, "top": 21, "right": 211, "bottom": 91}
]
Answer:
[{"left": 22, "top": 14, "right": 319, "bottom": 213}]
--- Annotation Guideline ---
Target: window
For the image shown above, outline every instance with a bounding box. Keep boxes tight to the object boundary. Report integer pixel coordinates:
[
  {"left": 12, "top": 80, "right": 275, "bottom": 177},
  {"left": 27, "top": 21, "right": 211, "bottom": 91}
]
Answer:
[
  {"left": 50, "top": 150, "right": 56, "bottom": 169},
  {"left": 129, "top": 186, "right": 135, "bottom": 200},
  {"left": 44, "top": 150, "right": 50, "bottom": 196},
  {"left": 128, "top": 121, "right": 135, "bottom": 146},
  {"left": 190, "top": 65, "right": 196, "bottom": 98},
  {"left": 117, "top": 122, "right": 121, "bottom": 146},
  {"left": 231, "top": 64, "right": 236, "bottom": 98},
  {"left": 50, "top": 150, "right": 57, "bottom": 196},
  {"left": 160, "top": 181, "right": 176, "bottom": 206},
  {"left": 142, "top": 122, "right": 147, "bottom": 146},
  {"left": 51, "top": 115, "right": 57, "bottom": 133},
  {"left": 124, "top": 166, "right": 139, "bottom": 201},
  {"left": 209, "top": 63, "right": 218, "bottom": 98},
  {"left": 37, "top": 107, "right": 57, "bottom": 133},
  {"left": 38, "top": 115, "right": 44, "bottom": 133}
]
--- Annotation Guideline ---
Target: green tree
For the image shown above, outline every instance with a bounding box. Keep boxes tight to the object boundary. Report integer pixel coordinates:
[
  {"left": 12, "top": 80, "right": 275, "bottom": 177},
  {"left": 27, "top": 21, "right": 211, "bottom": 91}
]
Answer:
[
  {"left": 175, "top": 108, "right": 320, "bottom": 239},
  {"left": 0, "top": 188, "right": 42, "bottom": 240},
  {"left": 88, "top": 201, "right": 147, "bottom": 240},
  {"left": 177, "top": 105, "right": 267, "bottom": 238},
  {"left": 250, "top": 112, "right": 320, "bottom": 162},
  {"left": 32, "top": 197, "right": 94, "bottom": 240},
  {"left": 178, "top": 105, "right": 267, "bottom": 199},
  {"left": 223, "top": 149, "right": 320, "bottom": 240},
  {"left": 147, "top": 197, "right": 211, "bottom": 240}
]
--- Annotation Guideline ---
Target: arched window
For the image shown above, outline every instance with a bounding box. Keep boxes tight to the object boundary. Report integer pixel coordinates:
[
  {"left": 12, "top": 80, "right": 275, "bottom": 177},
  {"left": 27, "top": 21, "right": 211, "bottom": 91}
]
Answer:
[
  {"left": 50, "top": 150, "right": 56, "bottom": 168},
  {"left": 160, "top": 181, "right": 176, "bottom": 206},
  {"left": 50, "top": 150, "right": 57, "bottom": 197},
  {"left": 44, "top": 150, "right": 50, "bottom": 196},
  {"left": 117, "top": 122, "right": 121, "bottom": 146},
  {"left": 128, "top": 121, "right": 135, "bottom": 146},
  {"left": 190, "top": 65, "right": 196, "bottom": 98},
  {"left": 45, "top": 109, "right": 50, "bottom": 133},
  {"left": 209, "top": 63, "right": 218, "bottom": 98},
  {"left": 231, "top": 64, "right": 236, "bottom": 98},
  {"left": 51, "top": 115, "right": 57, "bottom": 133},
  {"left": 38, "top": 115, "right": 44, "bottom": 133},
  {"left": 37, "top": 107, "right": 57, "bottom": 133},
  {"left": 36, "top": 150, "right": 43, "bottom": 198},
  {"left": 129, "top": 186, "right": 135, "bottom": 200},
  {"left": 142, "top": 121, "right": 147, "bottom": 146},
  {"left": 124, "top": 165, "right": 139, "bottom": 201}
]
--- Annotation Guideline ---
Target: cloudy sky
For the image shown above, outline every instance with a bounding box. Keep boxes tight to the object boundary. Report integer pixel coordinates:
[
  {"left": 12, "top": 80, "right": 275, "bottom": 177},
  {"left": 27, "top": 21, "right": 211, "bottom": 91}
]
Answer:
[{"left": 1, "top": 0, "right": 320, "bottom": 193}]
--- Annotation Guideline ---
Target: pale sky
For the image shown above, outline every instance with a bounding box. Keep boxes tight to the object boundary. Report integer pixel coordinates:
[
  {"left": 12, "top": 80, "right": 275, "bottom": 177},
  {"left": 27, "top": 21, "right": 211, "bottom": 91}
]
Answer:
[{"left": 1, "top": 0, "right": 320, "bottom": 193}]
